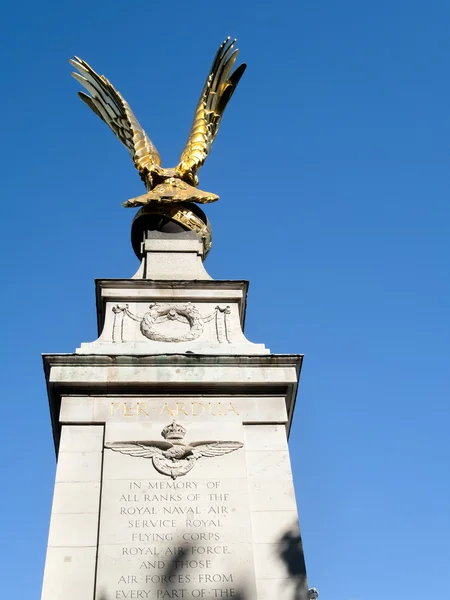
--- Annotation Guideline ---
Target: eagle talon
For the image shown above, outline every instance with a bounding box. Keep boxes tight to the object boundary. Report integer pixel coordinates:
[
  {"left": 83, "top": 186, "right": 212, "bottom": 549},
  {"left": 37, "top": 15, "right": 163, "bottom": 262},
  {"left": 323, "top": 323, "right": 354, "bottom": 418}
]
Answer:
[{"left": 124, "top": 183, "right": 219, "bottom": 207}]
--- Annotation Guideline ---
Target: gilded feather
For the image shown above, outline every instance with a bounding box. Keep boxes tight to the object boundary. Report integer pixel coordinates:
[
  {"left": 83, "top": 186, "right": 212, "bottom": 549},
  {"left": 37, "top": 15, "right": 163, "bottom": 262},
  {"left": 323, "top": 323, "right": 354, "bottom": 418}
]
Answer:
[
  {"left": 70, "top": 57, "right": 161, "bottom": 189},
  {"left": 70, "top": 38, "right": 246, "bottom": 207},
  {"left": 176, "top": 38, "right": 246, "bottom": 185}
]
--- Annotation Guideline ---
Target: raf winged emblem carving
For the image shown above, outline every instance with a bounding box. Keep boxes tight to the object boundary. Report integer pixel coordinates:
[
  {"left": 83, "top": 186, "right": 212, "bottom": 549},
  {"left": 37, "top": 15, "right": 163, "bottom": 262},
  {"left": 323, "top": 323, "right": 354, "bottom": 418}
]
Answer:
[
  {"left": 70, "top": 38, "right": 246, "bottom": 208},
  {"left": 105, "top": 421, "right": 243, "bottom": 479}
]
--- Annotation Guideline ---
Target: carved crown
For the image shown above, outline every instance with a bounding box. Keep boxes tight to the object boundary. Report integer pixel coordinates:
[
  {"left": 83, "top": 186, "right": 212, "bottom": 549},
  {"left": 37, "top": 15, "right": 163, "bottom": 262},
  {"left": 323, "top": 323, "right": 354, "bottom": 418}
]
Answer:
[{"left": 162, "top": 421, "right": 186, "bottom": 440}]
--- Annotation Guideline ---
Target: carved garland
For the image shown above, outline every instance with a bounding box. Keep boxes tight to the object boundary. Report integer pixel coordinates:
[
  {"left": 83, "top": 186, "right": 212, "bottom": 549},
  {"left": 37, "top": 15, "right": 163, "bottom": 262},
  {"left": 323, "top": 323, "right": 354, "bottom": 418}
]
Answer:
[{"left": 112, "top": 302, "right": 232, "bottom": 344}]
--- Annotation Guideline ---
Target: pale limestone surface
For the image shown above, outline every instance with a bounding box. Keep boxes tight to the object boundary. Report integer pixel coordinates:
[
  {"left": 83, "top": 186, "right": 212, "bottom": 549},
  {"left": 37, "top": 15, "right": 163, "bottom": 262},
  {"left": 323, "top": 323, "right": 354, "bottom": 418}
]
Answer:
[
  {"left": 134, "top": 235, "right": 212, "bottom": 280},
  {"left": 46, "top": 355, "right": 300, "bottom": 387},
  {"left": 59, "top": 396, "right": 288, "bottom": 425},
  {"left": 250, "top": 511, "right": 300, "bottom": 544},
  {"left": 77, "top": 282, "right": 268, "bottom": 355},
  {"left": 95, "top": 422, "right": 257, "bottom": 600},
  {"left": 77, "top": 234, "right": 268, "bottom": 355},
  {"left": 41, "top": 233, "right": 308, "bottom": 600},
  {"left": 41, "top": 426, "right": 103, "bottom": 600}
]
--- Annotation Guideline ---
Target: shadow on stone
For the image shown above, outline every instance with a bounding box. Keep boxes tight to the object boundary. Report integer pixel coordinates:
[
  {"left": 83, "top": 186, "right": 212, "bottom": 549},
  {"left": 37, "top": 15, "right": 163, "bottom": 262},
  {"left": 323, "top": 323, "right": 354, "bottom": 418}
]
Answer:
[
  {"left": 163, "top": 545, "right": 190, "bottom": 581},
  {"left": 95, "top": 540, "right": 249, "bottom": 600},
  {"left": 278, "top": 525, "right": 308, "bottom": 600}
]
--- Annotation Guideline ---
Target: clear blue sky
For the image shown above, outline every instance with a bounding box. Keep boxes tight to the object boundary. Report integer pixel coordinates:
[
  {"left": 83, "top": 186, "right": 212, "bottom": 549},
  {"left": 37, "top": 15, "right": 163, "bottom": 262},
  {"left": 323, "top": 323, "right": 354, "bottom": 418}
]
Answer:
[{"left": 1, "top": 1, "right": 449, "bottom": 598}]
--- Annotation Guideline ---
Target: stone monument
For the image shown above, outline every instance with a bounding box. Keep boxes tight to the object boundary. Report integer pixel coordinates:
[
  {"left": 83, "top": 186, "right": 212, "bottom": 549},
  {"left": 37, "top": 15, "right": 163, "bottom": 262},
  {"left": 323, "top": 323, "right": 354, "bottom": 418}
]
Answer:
[{"left": 41, "top": 38, "right": 309, "bottom": 600}]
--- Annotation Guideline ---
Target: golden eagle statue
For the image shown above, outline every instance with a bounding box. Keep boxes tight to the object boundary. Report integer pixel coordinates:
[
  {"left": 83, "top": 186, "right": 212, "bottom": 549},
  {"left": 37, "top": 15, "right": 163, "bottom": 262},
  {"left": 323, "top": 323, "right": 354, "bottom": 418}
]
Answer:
[{"left": 70, "top": 38, "right": 246, "bottom": 209}]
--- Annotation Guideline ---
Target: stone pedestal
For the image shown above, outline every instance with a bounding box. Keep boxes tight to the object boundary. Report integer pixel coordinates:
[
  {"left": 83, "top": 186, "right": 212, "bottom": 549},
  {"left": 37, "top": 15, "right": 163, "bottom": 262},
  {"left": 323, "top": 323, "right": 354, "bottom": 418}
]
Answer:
[{"left": 42, "top": 233, "right": 308, "bottom": 600}]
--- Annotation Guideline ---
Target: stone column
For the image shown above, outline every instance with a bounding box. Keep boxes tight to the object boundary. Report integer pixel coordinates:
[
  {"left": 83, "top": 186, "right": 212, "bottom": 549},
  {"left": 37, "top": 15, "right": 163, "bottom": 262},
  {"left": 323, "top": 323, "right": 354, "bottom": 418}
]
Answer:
[
  {"left": 42, "top": 232, "right": 308, "bottom": 600},
  {"left": 41, "top": 425, "right": 103, "bottom": 599}
]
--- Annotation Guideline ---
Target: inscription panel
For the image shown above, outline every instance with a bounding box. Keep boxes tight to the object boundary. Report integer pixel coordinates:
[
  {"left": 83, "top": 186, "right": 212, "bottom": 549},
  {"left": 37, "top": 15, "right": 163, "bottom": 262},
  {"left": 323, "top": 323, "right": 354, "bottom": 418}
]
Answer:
[
  {"left": 59, "top": 396, "right": 288, "bottom": 425},
  {"left": 95, "top": 422, "right": 256, "bottom": 600}
]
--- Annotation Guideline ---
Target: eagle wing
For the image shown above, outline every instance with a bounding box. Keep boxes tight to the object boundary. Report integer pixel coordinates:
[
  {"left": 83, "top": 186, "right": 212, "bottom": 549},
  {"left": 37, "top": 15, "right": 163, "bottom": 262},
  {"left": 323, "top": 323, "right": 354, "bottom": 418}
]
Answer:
[
  {"left": 176, "top": 38, "right": 246, "bottom": 184},
  {"left": 70, "top": 57, "right": 162, "bottom": 188},
  {"left": 190, "top": 441, "right": 243, "bottom": 458},
  {"left": 105, "top": 440, "right": 171, "bottom": 459}
]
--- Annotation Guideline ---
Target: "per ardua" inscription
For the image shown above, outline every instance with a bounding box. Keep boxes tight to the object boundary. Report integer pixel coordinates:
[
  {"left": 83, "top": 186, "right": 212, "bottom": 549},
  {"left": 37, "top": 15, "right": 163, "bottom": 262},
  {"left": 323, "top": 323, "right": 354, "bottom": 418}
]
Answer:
[{"left": 110, "top": 401, "right": 240, "bottom": 418}]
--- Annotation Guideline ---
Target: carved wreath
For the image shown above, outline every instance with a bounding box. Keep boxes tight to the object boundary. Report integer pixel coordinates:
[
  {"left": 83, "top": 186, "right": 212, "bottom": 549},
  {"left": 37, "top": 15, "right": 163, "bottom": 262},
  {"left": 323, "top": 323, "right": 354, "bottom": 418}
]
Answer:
[
  {"left": 140, "top": 303, "right": 203, "bottom": 342},
  {"left": 112, "top": 302, "right": 231, "bottom": 344}
]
